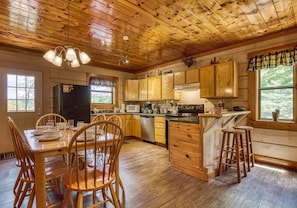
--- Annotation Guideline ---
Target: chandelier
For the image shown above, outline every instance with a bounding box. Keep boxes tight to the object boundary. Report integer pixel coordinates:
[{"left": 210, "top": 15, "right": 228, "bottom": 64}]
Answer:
[{"left": 43, "top": 0, "right": 90, "bottom": 67}]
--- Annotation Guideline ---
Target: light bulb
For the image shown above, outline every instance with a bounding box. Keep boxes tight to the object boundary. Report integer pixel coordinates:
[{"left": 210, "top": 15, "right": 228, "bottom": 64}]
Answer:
[
  {"left": 52, "top": 56, "right": 62, "bottom": 67},
  {"left": 79, "top": 51, "right": 91, "bottom": 64},
  {"left": 43, "top": 50, "right": 56, "bottom": 63},
  {"left": 71, "top": 59, "right": 80, "bottom": 67},
  {"left": 65, "top": 48, "right": 77, "bottom": 61}
]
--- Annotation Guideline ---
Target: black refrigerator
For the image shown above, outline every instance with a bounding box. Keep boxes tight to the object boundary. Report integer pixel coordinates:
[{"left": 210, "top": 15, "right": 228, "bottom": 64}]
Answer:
[{"left": 53, "top": 84, "right": 90, "bottom": 125}]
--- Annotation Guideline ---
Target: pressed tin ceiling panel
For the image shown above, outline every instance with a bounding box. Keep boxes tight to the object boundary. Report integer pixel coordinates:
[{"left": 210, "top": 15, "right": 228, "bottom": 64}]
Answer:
[{"left": 0, "top": 0, "right": 297, "bottom": 73}]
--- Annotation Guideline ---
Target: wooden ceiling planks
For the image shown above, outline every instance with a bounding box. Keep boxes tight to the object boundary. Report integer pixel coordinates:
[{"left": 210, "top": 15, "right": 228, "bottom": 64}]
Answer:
[{"left": 0, "top": 0, "right": 297, "bottom": 72}]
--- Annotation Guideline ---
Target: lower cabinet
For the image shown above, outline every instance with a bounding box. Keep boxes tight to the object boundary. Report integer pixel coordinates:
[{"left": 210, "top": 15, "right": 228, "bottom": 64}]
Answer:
[
  {"left": 132, "top": 115, "right": 141, "bottom": 138},
  {"left": 169, "top": 121, "right": 209, "bottom": 181},
  {"left": 154, "top": 116, "right": 166, "bottom": 146}
]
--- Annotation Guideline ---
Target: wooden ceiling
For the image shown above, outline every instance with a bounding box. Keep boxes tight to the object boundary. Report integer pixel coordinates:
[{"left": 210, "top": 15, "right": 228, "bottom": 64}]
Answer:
[{"left": 1, "top": 0, "right": 297, "bottom": 73}]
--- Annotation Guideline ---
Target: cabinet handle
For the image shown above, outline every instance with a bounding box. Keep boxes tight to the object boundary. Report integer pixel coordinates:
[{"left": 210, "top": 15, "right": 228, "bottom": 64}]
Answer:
[
  {"left": 185, "top": 154, "right": 189, "bottom": 158},
  {"left": 187, "top": 134, "right": 191, "bottom": 138}
]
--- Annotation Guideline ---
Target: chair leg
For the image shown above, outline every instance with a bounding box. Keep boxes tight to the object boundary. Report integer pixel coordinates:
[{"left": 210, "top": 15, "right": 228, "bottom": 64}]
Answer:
[
  {"left": 109, "top": 184, "right": 120, "bottom": 208},
  {"left": 77, "top": 192, "right": 84, "bottom": 208},
  {"left": 13, "top": 168, "right": 22, "bottom": 195}
]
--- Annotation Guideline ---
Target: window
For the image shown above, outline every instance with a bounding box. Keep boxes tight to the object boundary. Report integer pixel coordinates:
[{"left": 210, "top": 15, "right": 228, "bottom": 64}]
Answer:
[
  {"left": 89, "top": 76, "right": 118, "bottom": 108},
  {"left": 247, "top": 46, "right": 297, "bottom": 130},
  {"left": 7, "top": 74, "right": 35, "bottom": 112},
  {"left": 258, "top": 65, "right": 294, "bottom": 121},
  {"left": 91, "top": 85, "right": 113, "bottom": 104}
]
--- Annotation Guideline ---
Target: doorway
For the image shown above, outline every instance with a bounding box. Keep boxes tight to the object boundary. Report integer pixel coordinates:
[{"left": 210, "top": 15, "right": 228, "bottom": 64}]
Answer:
[{"left": 0, "top": 68, "right": 43, "bottom": 154}]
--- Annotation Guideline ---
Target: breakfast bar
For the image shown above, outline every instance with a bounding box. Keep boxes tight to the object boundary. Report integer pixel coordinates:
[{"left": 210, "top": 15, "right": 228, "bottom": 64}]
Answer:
[{"left": 168, "top": 111, "right": 251, "bottom": 181}]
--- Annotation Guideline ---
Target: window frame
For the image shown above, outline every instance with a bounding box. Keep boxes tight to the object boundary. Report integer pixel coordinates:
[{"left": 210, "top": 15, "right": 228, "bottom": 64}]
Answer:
[
  {"left": 248, "top": 64, "right": 297, "bottom": 131},
  {"left": 87, "top": 74, "right": 118, "bottom": 109}
]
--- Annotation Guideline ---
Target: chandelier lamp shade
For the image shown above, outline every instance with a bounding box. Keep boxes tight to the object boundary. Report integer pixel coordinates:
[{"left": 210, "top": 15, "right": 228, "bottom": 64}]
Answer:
[
  {"left": 43, "top": 0, "right": 90, "bottom": 68},
  {"left": 43, "top": 46, "right": 91, "bottom": 67}
]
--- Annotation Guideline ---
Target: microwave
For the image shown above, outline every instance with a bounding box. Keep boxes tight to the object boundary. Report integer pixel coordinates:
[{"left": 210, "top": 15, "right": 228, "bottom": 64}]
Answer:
[{"left": 126, "top": 105, "right": 140, "bottom": 113}]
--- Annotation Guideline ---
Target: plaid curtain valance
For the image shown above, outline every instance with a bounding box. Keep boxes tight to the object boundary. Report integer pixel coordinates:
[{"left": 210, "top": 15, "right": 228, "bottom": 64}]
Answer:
[
  {"left": 89, "top": 77, "right": 116, "bottom": 87},
  {"left": 247, "top": 47, "right": 297, "bottom": 71}
]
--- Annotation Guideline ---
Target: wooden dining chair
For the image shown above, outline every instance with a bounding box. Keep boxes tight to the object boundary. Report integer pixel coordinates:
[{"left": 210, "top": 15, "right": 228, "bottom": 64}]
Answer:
[
  {"left": 35, "top": 113, "right": 67, "bottom": 128},
  {"left": 7, "top": 116, "right": 67, "bottom": 208},
  {"left": 62, "top": 121, "right": 123, "bottom": 208},
  {"left": 106, "top": 115, "right": 125, "bottom": 192},
  {"left": 91, "top": 114, "right": 106, "bottom": 123}
]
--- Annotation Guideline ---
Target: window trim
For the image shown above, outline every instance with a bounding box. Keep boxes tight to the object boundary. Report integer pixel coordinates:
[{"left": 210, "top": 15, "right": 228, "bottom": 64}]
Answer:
[
  {"left": 248, "top": 66, "right": 297, "bottom": 131},
  {"left": 87, "top": 73, "right": 118, "bottom": 109}
]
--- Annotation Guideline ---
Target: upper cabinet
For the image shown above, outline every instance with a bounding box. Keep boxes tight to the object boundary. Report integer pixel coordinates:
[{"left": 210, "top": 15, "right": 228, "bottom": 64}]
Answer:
[
  {"left": 174, "top": 68, "right": 199, "bottom": 85},
  {"left": 124, "top": 80, "right": 139, "bottom": 101},
  {"left": 147, "top": 76, "right": 162, "bottom": 100},
  {"left": 174, "top": 71, "right": 185, "bottom": 85},
  {"left": 200, "top": 61, "right": 238, "bottom": 98},
  {"left": 186, "top": 68, "right": 199, "bottom": 83},
  {"left": 162, "top": 73, "right": 174, "bottom": 100},
  {"left": 138, "top": 78, "right": 148, "bottom": 101}
]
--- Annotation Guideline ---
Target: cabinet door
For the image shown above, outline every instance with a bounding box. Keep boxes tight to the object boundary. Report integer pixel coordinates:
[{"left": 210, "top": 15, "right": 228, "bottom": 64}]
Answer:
[
  {"left": 174, "top": 71, "right": 185, "bottom": 85},
  {"left": 147, "top": 76, "right": 162, "bottom": 100},
  {"left": 124, "top": 80, "right": 139, "bottom": 101},
  {"left": 138, "top": 78, "right": 148, "bottom": 101},
  {"left": 186, "top": 68, "right": 199, "bottom": 83},
  {"left": 132, "top": 115, "right": 141, "bottom": 138},
  {"left": 162, "top": 74, "right": 174, "bottom": 100},
  {"left": 200, "top": 65, "right": 215, "bottom": 98},
  {"left": 216, "top": 61, "right": 238, "bottom": 97},
  {"left": 154, "top": 116, "right": 165, "bottom": 144},
  {"left": 124, "top": 114, "right": 132, "bottom": 137}
]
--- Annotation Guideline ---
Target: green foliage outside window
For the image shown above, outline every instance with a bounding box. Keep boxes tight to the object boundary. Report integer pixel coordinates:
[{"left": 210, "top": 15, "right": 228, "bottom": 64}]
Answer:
[
  {"left": 259, "top": 65, "right": 294, "bottom": 120},
  {"left": 90, "top": 85, "right": 113, "bottom": 104}
]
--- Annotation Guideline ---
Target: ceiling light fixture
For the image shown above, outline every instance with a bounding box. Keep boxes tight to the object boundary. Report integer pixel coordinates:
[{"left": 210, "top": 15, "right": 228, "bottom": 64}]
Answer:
[
  {"left": 43, "top": 0, "right": 90, "bottom": 67},
  {"left": 118, "top": 35, "right": 129, "bottom": 65}
]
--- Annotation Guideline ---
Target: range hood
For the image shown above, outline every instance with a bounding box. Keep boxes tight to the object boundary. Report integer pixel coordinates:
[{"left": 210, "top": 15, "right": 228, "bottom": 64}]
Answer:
[{"left": 174, "top": 82, "right": 200, "bottom": 91}]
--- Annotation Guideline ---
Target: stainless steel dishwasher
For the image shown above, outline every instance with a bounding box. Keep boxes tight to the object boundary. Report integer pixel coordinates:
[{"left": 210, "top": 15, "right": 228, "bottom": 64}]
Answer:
[{"left": 140, "top": 115, "right": 155, "bottom": 143}]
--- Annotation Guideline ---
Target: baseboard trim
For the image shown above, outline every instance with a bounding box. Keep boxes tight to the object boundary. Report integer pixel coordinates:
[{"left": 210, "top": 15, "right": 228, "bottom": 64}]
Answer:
[{"left": 255, "top": 154, "right": 297, "bottom": 170}]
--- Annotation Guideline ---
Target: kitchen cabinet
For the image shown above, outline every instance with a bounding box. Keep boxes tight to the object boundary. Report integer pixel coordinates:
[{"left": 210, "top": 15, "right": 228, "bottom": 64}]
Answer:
[
  {"left": 174, "top": 71, "right": 185, "bottom": 85},
  {"left": 200, "top": 61, "right": 238, "bottom": 98},
  {"left": 186, "top": 68, "right": 199, "bottom": 83},
  {"left": 138, "top": 78, "right": 148, "bottom": 101},
  {"left": 124, "top": 80, "right": 139, "bottom": 101},
  {"left": 147, "top": 76, "right": 162, "bottom": 100},
  {"left": 125, "top": 114, "right": 133, "bottom": 137},
  {"left": 154, "top": 116, "right": 166, "bottom": 146},
  {"left": 169, "top": 121, "right": 208, "bottom": 181},
  {"left": 162, "top": 73, "right": 174, "bottom": 100},
  {"left": 132, "top": 115, "right": 141, "bottom": 138}
]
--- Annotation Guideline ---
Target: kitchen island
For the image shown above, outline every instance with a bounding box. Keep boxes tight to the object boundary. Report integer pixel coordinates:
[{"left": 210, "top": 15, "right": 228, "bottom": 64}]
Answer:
[{"left": 168, "top": 111, "right": 250, "bottom": 181}]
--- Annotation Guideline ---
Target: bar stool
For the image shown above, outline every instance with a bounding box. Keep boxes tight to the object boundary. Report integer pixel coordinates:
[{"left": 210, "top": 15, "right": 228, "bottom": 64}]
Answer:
[
  {"left": 218, "top": 129, "right": 247, "bottom": 183},
  {"left": 234, "top": 125, "right": 255, "bottom": 172}
]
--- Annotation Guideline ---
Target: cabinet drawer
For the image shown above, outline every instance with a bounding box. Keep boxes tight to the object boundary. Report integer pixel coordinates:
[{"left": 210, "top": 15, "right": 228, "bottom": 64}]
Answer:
[
  {"left": 170, "top": 148, "right": 200, "bottom": 166},
  {"left": 155, "top": 134, "right": 165, "bottom": 143},
  {"left": 155, "top": 128, "right": 165, "bottom": 136},
  {"left": 155, "top": 122, "right": 165, "bottom": 129},
  {"left": 169, "top": 130, "right": 199, "bottom": 145},
  {"left": 155, "top": 116, "right": 165, "bottom": 123},
  {"left": 169, "top": 122, "right": 200, "bottom": 134}
]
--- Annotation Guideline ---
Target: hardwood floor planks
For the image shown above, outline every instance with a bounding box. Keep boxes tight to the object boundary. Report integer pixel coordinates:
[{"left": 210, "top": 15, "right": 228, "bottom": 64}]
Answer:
[{"left": 0, "top": 139, "right": 297, "bottom": 208}]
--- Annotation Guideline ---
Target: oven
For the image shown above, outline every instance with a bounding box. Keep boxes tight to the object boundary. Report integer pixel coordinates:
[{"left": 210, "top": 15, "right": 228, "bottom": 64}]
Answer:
[{"left": 165, "top": 104, "right": 204, "bottom": 149}]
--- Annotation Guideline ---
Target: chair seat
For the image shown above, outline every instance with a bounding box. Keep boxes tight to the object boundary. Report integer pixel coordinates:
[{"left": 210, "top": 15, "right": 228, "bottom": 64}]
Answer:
[{"left": 62, "top": 170, "right": 115, "bottom": 191}]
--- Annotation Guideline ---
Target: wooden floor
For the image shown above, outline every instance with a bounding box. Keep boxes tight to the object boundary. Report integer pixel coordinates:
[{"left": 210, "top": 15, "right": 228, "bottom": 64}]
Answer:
[{"left": 1, "top": 139, "right": 297, "bottom": 208}]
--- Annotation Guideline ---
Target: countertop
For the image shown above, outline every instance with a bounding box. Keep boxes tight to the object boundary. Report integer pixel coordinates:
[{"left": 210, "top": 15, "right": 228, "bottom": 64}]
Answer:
[{"left": 198, "top": 111, "right": 251, "bottom": 117}]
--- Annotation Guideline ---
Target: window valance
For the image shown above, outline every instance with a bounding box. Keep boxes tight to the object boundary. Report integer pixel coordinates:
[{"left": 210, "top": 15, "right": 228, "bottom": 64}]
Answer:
[
  {"left": 89, "top": 77, "right": 116, "bottom": 87},
  {"left": 247, "top": 47, "right": 297, "bottom": 71}
]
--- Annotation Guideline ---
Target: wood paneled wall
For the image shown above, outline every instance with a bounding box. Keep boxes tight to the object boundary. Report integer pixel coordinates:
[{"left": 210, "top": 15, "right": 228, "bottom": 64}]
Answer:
[{"left": 140, "top": 31, "right": 297, "bottom": 168}]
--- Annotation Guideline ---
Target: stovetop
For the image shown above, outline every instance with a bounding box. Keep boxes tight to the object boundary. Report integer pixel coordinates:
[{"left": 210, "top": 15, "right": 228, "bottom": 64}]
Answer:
[
  {"left": 177, "top": 104, "right": 204, "bottom": 114},
  {"left": 166, "top": 104, "right": 204, "bottom": 118}
]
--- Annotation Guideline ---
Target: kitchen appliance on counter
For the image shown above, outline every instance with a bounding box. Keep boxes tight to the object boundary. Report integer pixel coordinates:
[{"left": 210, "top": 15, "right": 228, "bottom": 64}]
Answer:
[
  {"left": 126, "top": 104, "right": 140, "bottom": 113},
  {"left": 53, "top": 84, "right": 90, "bottom": 125},
  {"left": 165, "top": 104, "right": 204, "bottom": 148}
]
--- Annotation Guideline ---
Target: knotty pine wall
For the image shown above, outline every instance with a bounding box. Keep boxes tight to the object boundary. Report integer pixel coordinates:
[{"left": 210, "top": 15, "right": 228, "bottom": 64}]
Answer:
[
  {"left": 0, "top": 50, "right": 133, "bottom": 154},
  {"left": 136, "top": 31, "right": 297, "bottom": 168}
]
